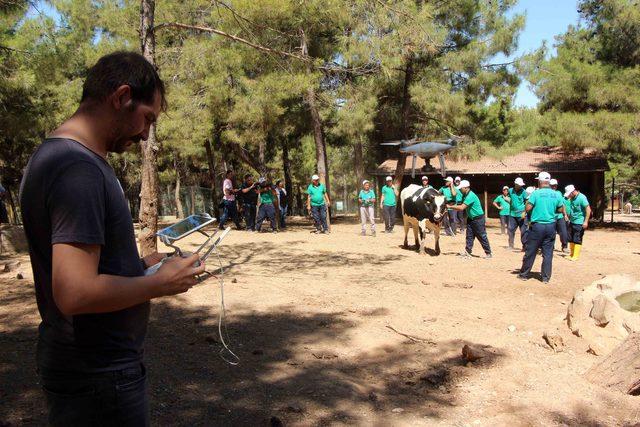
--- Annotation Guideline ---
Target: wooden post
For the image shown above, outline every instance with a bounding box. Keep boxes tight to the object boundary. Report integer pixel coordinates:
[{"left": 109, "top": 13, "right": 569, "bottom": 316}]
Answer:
[
  {"left": 611, "top": 177, "right": 615, "bottom": 223},
  {"left": 483, "top": 175, "right": 488, "bottom": 217}
]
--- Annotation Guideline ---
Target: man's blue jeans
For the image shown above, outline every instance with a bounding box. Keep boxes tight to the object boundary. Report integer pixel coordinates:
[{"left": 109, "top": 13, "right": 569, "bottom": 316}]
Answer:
[
  {"left": 520, "top": 222, "right": 556, "bottom": 281},
  {"left": 555, "top": 218, "right": 568, "bottom": 249},
  {"left": 279, "top": 205, "right": 287, "bottom": 228},
  {"left": 220, "top": 199, "right": 240, "bottom": 228},
  {"left": 244, "top": 203, "right": 256, "bottom": 230},
  {"left": 465, "top": 215, "right": 491, "bottom": 255},
  {"left": 311, "top": 204, "right": 328, "bottom": 232},
  {"left": 508, "top": 215, "right": 528, "bottom": 249}
]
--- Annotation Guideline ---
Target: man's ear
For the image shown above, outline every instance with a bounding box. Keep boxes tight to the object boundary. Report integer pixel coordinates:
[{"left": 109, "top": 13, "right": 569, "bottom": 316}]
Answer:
[{"left": 111, "top": 85, "right": 133, "bottom": 111}]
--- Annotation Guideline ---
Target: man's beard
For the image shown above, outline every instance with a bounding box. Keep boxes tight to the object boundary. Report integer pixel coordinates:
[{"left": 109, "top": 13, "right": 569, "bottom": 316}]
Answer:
[{"left": 111, "top": 135, "right": 141, "bottom": 153}]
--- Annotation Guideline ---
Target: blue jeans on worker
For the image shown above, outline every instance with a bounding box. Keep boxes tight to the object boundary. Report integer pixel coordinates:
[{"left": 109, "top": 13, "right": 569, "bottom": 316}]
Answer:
[
  {"left": 445, "top": 209, "right": 459, "bottom": 235},
  {"left": 311, "top": 204, "right": 328, "bottom": 232},
  {"left": 568, "top": 223, "right": 585, "bottom": 244},
  {"left": 256, "top": 203, "right": 276, "bottom": 231},
  {"left": 244, "top": 203, "right": 256, "bottom": 230},
  {"left": 499, "top": 215, "right": 509, "bottom": 234},
  {"left": 555, "top": 218, "right": 568, "bottom": 249},
  {"left": 279, "top": 205, "right": 287, "bottom": 228},
  {"left": 40, "top": 364, "right": 148, "bottom": 427},
  {"left": 383, "top": 205, "right": 396, "bottom": 231},
  {"left": 465, "top": 215, "right": 491, "bottom": 255},
  {"left": 220, "top": 199, "right": 241, "bottom": 228},
  {"left": 508, "top": 215, "right": 528, "bottom": 249},
  {"left": 520, "top": 222, "right": 556, "bottom": 282}
]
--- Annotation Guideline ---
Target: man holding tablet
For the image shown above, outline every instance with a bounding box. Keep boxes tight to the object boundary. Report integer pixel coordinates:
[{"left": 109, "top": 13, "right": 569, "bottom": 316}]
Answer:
[{"left": 19, "top": 52, "right": 204, "bottom": 426}]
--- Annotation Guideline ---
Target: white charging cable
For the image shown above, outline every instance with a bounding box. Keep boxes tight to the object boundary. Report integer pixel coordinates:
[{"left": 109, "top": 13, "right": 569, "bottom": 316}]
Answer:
[{"left": 213, "top": 248, "right": 240, "bottom": 366}]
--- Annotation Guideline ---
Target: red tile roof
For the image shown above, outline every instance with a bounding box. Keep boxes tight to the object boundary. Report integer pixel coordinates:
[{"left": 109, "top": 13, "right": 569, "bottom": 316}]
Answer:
[{"left": 373, "top": 146, "right": 609, "bottom": 176}]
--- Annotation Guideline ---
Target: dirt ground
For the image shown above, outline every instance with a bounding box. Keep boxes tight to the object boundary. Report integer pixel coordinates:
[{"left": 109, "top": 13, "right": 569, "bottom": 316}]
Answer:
[{"left": 1, "top": 217, "right": 640, "bottom": 426}]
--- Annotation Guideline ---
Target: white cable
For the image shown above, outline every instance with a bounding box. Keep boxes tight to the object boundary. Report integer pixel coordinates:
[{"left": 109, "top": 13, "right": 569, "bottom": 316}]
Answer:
[{"left": 213, "top": 248, "right": 240, "bottom": 365}]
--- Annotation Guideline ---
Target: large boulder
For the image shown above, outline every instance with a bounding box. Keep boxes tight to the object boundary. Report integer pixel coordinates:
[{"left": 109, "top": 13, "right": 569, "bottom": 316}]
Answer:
[{"left": 567, "top": 275, "right": 640, "bottom": 354}]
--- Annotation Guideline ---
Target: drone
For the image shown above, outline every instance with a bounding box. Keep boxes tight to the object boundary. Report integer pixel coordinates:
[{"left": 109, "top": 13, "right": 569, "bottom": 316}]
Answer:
[{"left": 381, "top": 137, "right": 460, "bottom": 178}]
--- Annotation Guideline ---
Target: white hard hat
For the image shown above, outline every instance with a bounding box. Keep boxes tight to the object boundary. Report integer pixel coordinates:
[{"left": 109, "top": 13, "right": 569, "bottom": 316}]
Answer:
[
  {"left": 421, "top": 176, "right": 428, "bottom": 181},
  {"left": 455, "top": 176, "right": 461, "bottom": 182},
  {"left": 564, "top": 184, "right": 575, "bottom": 198},
  {"left": 311, "top": 174, "right": 320, "bottom": 180},
  {"left": 385, "top": 176, "right": 393, "bottom": 181},
  {"left": 445, "top": 177, "right": 454, "bottom": 182},
  {"left": 526, "top": 186, "right": 535, "bottom": 195},
  {"left": 549, "top": 178, "right": 558, "bottom": 186},
  {"left": 502, "top": 185, "right": 509, "bottom": 190},
  {"left": 362, "top": 179, "right": 370, "bottom": 185},
  {"left": 514, "top": 177, "right": 525, "bottom": 186},
  {"left": 459, "top": 179, "right": 470, "bottom": 188},
  {"left": 536, "top": 171, "right": 551, "bottom": 182}
]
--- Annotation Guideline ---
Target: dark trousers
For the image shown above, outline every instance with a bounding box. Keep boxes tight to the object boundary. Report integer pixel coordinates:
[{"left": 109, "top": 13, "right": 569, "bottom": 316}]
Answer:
[
  {"left": 40, "top": 364, "right": 148, "bottom": 427},
  {"left": 383, "top": 205, "right": 396, "bottom": 231},
  {"left": 520, "top": 222, "right": 556, "bottom": 281},
  {"left": 220, "top": 199, "right": 241, "bottom": 228},
  {"left": 499, "top": 215, "right": 509, "bottom": 234},
  {"left": 444, "top": 209, "right": 458, "bottom": 235},
  {"left": 465, "top": 215, "right": 491, "bottom": 255},
  {"left": 568, "top": 223, "right": 585, "bottom": 244},
  {"left": 508, "top": 216, "right": 528, "bottom": 248},
  {"left": 279, "top": 205, "right": 287, "bottom": 228},
  {"left": 311, "top": 204, "right": 328, "bottom": 231},
  {"left": 555, "top": 218, "right": 568, "bottom": 249},
  {"left": 256, "top": 203, "right": 276, "bottom": 231},
  {"left": 456, "top": 209, "right": 466, "bottom": 229},
  {"left": 244, "top": 203, "right": 257, "bottom": 230}
]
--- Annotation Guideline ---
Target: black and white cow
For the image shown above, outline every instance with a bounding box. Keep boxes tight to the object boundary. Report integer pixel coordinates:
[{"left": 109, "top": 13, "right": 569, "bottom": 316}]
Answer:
[{"left": 400, "top": 184, "right": 447, "bottom": 255}]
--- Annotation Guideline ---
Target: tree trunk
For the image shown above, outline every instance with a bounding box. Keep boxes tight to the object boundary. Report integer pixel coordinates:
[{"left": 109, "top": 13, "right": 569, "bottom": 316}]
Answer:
[
  {"left": 5, "top": 187, "right": 18, "bottom": 225},
  {"left": 189, "top": 186, "right": 196, "bottom": 215},
  {"left": 204, "top": 135, "right": 218, "bottom": 212},
  {"left": 174, "top": 161, "right": 183, "bottom": 219},
  {"left": 585, "top": 332, "right": 640, "bottom": 395},
  {"left": 393, "top": 57, "right": 414, "bottom": 190},
  {"left": 354, "top": 137, "right": 365, "bottom": 187},
  {"left": 282, "top": 139, "right": 292, "bottom": 214},
  {"left": 300, "top": 29, "right": 330, "bottom": 196},
  {"left": 138, "top": 0, "right": 159, "bottom": 256}
]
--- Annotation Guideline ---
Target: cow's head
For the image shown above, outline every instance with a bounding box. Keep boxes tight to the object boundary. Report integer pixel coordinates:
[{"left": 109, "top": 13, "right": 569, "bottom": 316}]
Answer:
[{"left": 431, "top": 195, "right": 446, "bottom": 222}]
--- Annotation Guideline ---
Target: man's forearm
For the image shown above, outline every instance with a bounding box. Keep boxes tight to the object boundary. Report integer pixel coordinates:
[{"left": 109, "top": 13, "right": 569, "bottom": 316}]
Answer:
[{"left": 54, "top": 274, "right": 161, "bottom": 316}]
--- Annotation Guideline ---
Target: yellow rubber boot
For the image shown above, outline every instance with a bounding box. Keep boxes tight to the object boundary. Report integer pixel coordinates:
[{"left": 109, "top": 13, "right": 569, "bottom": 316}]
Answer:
[
  {"left": 569, "top": 243, "right": 575, "bottom": 259},
  {"left": 571, "top": 244, "right": 582, "bottom": 261}
]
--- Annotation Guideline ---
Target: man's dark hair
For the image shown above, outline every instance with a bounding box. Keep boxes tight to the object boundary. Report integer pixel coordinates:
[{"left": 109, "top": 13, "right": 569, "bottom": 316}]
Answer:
[
  {"left": 226, "top": 170, "right": 234, "bottom": 177},
  {"left": 81, "top": 51, "right": 167, "bottom": 110},
  {"left": 244, "top": 174, "right": 252, "bottom": 180},
  {"left": 275, "top": 180, "right": 282, "bottom": 186}
]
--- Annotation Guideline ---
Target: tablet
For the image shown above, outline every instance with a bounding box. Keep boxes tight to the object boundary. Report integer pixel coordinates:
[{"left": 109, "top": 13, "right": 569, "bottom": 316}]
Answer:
[{"left": 157, "top": 214, "right": 215, "bottom": 242}]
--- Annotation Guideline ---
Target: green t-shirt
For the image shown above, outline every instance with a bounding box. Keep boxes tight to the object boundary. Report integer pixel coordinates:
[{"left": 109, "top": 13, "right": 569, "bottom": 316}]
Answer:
[
  {"left": 381, "top": 185, "right": 397, "bottom": 207},
  {"left": 493, "top": 195, "right": 510, "bottom": 216},
  {"left": 260, "top": 190, "right": 274, "bottom": 204},
  {"left": 359, "top": 189, "right": 375, "bottom": 207},
  {"left": 508, "top": 188, "right": 526, "bottom": 217},
  {"left": 454, "top": 189, "right": 463, "bottom": 204},
  {"left": 462, "top": 190, "right": 484, "bottom": 219},
  {"left": 569, "top": 192, "right": 590, "bottom": 224},
  {"left": 307, "top": 183, "right": 326, "bottom": 206},
  {"left": 440, "top": 186, "right": 454, "bottom": 202},
  {"left": 553, "top": 190, "right": 565, "bottom": 219},
  {"left": 527, "top": 188, "right": 562, "bottom": 224},
  {"left": 563, "top": 198, "right": 572, "bottom": 218}
]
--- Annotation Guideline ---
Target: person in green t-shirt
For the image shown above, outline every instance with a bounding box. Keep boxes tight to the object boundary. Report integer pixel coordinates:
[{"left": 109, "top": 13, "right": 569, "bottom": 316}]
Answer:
[
  {"left": 306, "top": 174, "right": 330, "bottom": 233},
  {"left": 550, "top": 179, "right": 568, "bottom": 251},
  {"left": 439, "top": 177, "right": 460, "bottom": 236},
  {"left": 380, "top": 176, "right": 398, "bottom": 233},
  {"left": 255, "top": 178, "right": 278, "bottom": 232},
  {"left": 492, "top": 186, "right": 511, "bottom": 234},
  {"left": 518, "top": 172, "right": 564, "bottom": 283},
  {"left": 420, "top": 176, "right": 433, "bottom": 190},
  {"left": 504, "top": 177, "right": 529, "bottom": 250},
  {"left": 358, "top": 180, "right": 376, "bottom": 236},
  {"left": 447, "top": 180, "right": 492, "bottom": 258},
  {"left": 564, "top": 184, "right": 591, "bottom": 261},
  {"left": 454, "top": 176, "right": 467, "bottom": 230}
]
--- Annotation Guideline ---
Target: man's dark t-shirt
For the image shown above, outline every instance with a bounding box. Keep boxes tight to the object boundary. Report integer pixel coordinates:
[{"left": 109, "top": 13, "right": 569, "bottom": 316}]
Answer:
[
  {"left": 239, "top": 182, "right": 258, "bottom": 205},
  {"left": 20, "top": 138, "right": 148, "bottom": 374}
]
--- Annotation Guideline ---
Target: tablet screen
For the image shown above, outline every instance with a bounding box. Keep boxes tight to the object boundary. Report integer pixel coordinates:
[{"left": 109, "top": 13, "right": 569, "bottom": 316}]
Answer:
[{"left": 158, "top": 214, "right": 214, "bottom": 240}]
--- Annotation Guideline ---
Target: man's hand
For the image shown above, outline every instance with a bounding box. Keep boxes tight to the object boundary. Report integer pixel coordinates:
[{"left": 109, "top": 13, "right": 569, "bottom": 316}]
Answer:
[
  {"left": 142, "top": 252, "right": 168, "bottom": 269},
  {"left": 564, "top": 214, "right": 569, "bottom": 222},
  {"left": 583, "top": 221, "right": 589, "bottom": 230},
  {"left": 155, "top": 254, "right": 206, "bottom": 297},
  {"left": 521, "top": 212, "right": 526, "bottom": 219}
]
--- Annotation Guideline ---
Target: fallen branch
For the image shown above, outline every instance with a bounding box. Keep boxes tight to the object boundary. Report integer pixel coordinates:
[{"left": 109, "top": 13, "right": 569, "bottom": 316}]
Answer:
[{"left": 386, "top": 325, "right": 433, "bottom": 344}]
